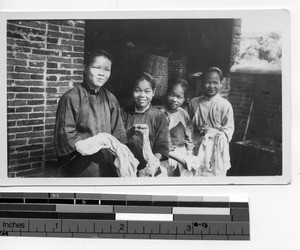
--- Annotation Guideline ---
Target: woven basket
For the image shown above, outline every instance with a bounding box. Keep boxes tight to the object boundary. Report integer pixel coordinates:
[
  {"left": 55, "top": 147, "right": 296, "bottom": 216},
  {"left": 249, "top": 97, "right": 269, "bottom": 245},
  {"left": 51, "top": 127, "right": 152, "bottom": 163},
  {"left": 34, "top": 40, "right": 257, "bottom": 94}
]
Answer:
[
  {"left": 168, "top": 52, "right": 187, "bottom": 79},
  {"left": 141, "top": 54, "right": 169, "bottom": 98}
]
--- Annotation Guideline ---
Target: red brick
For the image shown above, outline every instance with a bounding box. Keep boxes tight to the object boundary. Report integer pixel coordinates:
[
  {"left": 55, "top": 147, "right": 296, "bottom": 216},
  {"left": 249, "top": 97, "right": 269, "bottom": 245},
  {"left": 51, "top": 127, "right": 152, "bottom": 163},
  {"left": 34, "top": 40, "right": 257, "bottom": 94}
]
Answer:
[
  {"left": 29, "top": 87, "right": 44, "bottom": 92},
  {"left": 28, "top": 138, "right": 44, "bottom": 145},
  {"left": 9, "top": 152, "right": 29, "bottom": 160},
  {"left": 28, "top": 35, "right": 45, "bottom": 42},
  {"left": 48, "top": 31, "right": 72, "bottom": 39},
  {"left": 7, "top": 93, "right": 15, "bottom": 99},
  {"left": 8, "top": 113, "right": 28, "bottom": 120},
  {"left": 8, "top": 134, "right": 15, "bottom": 140},
  {"left": 9, "top": 164, "right": 32, "bottom": 172},
  {"left": 45, "top": 124, "right": 55, "bottom": 130},
  {"left": 15, "top": 167, "right": 44, "bottom": 177},
  {"left": 62, "top": 51, "right": 84, "bottom": 58},
  {"left": 28, "top": 54, "right": 45, "bottom": 61},
  {"left": 45, "top": 136, "right": 54, "bottom": 142},
  {"left": 16, "top": 107, "right": 33, "bottom": 112},
  {"left": 16, "top": 144, "right": 43, "bottom": 152},
  {"left": 7, "top": 72, "right": 30, "bottom": 80},
  {"left": 7, "top": 66, "right": 14, "bottom": 72},
  {"left": 29, "top": 61, "right": 45, "bottom": 67},
  {"left": 73, "top": 34, "right": 85, "bottom": 41},
  {"left": 33, "top": 106, "right": 45, "bottom": 112},
  {"left": 74, "top": 21, "right": 85, "bottom": 28},
  {"left": 33, "top": 126, "right": 44, "bottom": 132},
  {"left": 61, "top": 63, "right": 82, "bottom": 69},
  {"left": 47, "top": 62, "right": 58, "bottom": 69},
  {"left": 46, "top": 105, "right": 57, "bottom": 112},
  {"left": 8, "top": 126, "right": 32, "bottom": 133},
  {"left": 7, "top": 107, "right": 15, "bottom": 113},
  {"left": 46, "top": 99, "right": 58, "bottom": 105},
  {"left": 73, "top": 70, "right": 83, "bottom": 75},
  {"left": 72, "top": 58, "right": 84, "bottom": 64},
  {"left": 47, "top": 37, "right": 59, "bottom": 44},
  {"left": 15, "top": 80, "right": 44, "bottom": 86},
  {"left": 60, "top": 26, "right": 84, "bottom": 34},
  {"left": 47, "top": 69, "right": 71, "bottom": 75},
  {"left": 46, "top": 75, "right": 57, "bottom": 81},
  {"left": 29, "top": 113, "right": 44, "bottom": 119},
  {"left": 73, "top": 46, "right": 84, "bottom": 52},
  {"left": 47, "top": 44, "right": 72, "bottom": 51},
  {"left": 47, "top": 24, "right": 59, "bottom": 31},
  {"left": 8, "top": 139, "right": 27, "bottom": 147},
  {"left": 7, "top": 100, "right": 27, "bottom": 106},
  {"left": 48, "top": 82, "right": 70, "bottom": 87},
  {"left": 17, "top": 119, "right": 44, "bottom": 126},
  {"left": 27, "top": 100, "right": 44, "bottom": 105},
  {"left": 47, "top": 56, "right": 72, "bottom": 63},
  {"left": 45, "top": 112, "right": 56, "bottom": 118},
  {"left": 15, "top": 93, "right": 44, "bottom": 99},
  {"left": 32, "top": 49, "right": 59, "bottom": 56},
  {"left": 15, "top": 66, "right": 44, "bottom": 74},
  {"left": 30, "top": 150, "right": 44, "bottom": 157},
  {"left": 16, "top": 21, "right": 47, "bottom": 30},
  {"left": 30, "top": 74, "right": 44, "bottom": 80},
  {"left": 7, "top": 86, "right": 29, "bottom": 92},
  {"left": 15, "top": 40, "right": 45, "bottom": 49},
  {"left": 59, "top": 75, "right": 72, "bottom": 81},
  {"left": 45, "top": 119, "right": 55, "bottom": 125}
]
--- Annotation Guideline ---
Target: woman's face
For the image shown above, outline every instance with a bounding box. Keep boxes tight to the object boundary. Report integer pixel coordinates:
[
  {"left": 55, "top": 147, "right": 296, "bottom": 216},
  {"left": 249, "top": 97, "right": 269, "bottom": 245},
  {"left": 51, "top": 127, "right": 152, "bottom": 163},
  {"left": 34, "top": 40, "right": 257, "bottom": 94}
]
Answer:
[
  {"left": 133, "top": 79, "right": 155, "bottom": 111},
  {"left": 85, "top": 56, "right": 111, "bottom": 90}
]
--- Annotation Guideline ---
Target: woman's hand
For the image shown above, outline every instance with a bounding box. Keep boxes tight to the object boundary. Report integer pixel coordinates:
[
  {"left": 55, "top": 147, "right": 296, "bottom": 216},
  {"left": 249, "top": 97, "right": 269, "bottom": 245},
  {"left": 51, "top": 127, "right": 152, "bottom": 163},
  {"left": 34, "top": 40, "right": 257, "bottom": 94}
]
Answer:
[{"left": 128, "top": 124, "right": 149, "bottom": 137}]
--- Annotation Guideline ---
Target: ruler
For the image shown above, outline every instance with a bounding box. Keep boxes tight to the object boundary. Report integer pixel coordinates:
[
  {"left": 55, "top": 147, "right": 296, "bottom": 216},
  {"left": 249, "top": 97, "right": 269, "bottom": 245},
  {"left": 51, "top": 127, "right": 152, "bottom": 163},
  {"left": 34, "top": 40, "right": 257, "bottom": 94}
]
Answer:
[{"left": 0, "top": 192, "right": 250, "bottom": 240}]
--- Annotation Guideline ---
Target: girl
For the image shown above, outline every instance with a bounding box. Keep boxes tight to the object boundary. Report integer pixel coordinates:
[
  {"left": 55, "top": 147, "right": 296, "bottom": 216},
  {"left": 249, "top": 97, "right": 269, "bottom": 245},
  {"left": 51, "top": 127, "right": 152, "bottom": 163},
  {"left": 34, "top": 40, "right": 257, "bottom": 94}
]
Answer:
[
  {"left": 121, "top": 72, "right": 169, "bottom": 176},
  {"left": 161, "top": 78, "right": 195, "bottom": 176},
  {"left": 189, "top": 67, "right": 234, "bottom": 176},
  {"left": 54, "top": 50, "right": 127, "bottom": 177}
]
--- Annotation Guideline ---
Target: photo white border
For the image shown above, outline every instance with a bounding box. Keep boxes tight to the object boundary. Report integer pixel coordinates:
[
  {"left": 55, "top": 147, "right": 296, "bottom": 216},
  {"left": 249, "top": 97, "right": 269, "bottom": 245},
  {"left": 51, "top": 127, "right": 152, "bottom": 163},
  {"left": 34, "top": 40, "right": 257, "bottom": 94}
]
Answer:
[{"left": 0, "top": 9, "right": 291, "bottom": 186}]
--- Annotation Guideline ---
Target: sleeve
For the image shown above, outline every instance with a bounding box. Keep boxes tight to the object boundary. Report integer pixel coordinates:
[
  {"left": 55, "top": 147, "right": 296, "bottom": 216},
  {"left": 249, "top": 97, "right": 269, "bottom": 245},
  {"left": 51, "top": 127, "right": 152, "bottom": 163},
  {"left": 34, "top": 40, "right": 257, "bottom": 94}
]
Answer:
[
  {"left": 109, "top": 94, "right": 128, "bottom": 144},
  {"left": 221, "top": 102, "right": 235, "bottom": 142},
  {"left": 152, "top": 112, "right": 169, "bottom": 160},
  {"left": 54, "top": 93, "right": 83, "bottom": 157},
  {"left": 188, "top": 98, "right": 197, "bottom": 119},
  {"left": 184, "top": 111, "right": 195, "bottom": 151}
]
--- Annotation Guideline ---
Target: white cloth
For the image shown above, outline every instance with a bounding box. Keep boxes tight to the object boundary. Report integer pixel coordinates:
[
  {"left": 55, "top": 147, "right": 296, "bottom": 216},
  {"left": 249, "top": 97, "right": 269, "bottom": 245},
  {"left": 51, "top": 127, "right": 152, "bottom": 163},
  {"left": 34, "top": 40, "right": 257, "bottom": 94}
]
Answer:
[
  {"left": 194, "top": 131, "right": 230, "bottom": 176},
  {"left": 75, "top": 133, "right": 139, "bottom": 177}
]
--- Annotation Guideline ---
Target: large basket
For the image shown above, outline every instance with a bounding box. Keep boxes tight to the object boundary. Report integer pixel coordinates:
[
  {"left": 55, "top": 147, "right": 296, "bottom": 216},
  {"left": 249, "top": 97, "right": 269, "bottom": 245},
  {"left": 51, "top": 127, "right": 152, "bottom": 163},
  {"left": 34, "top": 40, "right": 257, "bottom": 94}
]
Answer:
[
  {"left": 168, "top": 52, "right": 187, "bottom": 79},
  {"left": 142, "top": 54, "right": 169, "bottom": 98}
]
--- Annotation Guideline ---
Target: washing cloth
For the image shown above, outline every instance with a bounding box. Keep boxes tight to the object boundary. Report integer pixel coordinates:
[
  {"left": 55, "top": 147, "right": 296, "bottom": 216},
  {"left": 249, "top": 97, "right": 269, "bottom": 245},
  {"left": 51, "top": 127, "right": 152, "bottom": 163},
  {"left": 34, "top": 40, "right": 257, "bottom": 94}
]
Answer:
[{"left": 75, "top": 133, "right": 139, "bottom": 177}]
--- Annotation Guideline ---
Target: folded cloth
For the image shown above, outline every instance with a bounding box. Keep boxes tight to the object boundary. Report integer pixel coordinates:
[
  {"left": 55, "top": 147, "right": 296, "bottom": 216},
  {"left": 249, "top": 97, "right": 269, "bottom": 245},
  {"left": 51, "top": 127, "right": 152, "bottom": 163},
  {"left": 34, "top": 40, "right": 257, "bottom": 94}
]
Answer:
[{"left": 75, "top": 133, "right": 139, "bottom": 177}]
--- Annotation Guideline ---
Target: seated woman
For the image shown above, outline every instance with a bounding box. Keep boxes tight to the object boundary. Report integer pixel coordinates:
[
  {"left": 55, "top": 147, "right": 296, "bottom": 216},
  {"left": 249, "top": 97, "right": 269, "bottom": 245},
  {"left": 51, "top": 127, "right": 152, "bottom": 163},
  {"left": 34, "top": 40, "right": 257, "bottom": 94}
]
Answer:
[
  {"left": 54, "top": 50, "right": 127, "bottom": 177},
  {"left": 121, "top": 72, "right": 169, "bottom": 177}
]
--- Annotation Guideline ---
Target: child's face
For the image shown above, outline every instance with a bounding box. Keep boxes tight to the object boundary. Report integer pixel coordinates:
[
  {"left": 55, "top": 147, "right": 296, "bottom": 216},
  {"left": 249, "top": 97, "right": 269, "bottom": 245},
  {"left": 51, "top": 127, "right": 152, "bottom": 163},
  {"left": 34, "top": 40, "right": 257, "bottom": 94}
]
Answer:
[
  {"left": 203, "top": 72, "right": 222, "bottom": 97},
  {"left": 133, "top": 79, "right": 155, "bottom": 110},
  {"left": 166, "top": 85, "right": 185, "bottom": 111},
  {"left": 85, "top": 56, "right": 111, "bottom": 90}
]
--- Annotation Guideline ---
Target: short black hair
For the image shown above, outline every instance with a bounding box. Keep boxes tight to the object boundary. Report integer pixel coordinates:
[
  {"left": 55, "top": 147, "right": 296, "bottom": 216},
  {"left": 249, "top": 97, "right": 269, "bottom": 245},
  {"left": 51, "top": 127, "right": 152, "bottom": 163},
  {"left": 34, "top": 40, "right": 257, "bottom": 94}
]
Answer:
[
  {"left": 202, "top": 67, "right": 223, "bottom": 82},
  {"left": 167, "top": 78, "right": 189, "bottom": 98},
  {"left": 134, "top": 72, "right": 156, "bottom": 90},
  {"left": 84, "top": 50, "right": 113, "bottom": 67}
]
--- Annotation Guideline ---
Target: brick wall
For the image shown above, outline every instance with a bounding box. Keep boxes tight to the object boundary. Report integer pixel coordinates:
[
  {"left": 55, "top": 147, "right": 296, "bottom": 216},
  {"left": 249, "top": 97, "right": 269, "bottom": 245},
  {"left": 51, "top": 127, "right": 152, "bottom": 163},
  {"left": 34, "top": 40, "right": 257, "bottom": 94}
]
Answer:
[
  {"left": 7, "top": 20, "right": 85, "bottom": 177},
  {"left": 229, "top": 72, "right": 282, "bottom": 143}
]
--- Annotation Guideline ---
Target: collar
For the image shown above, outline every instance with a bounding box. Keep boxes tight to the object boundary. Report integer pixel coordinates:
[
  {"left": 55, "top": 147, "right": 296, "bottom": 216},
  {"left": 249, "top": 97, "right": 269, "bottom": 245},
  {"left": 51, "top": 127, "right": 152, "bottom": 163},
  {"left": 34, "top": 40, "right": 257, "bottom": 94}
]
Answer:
[
  {"left": 199, "top": 93, "right": 220, "bottom": 101},
  {"left": 134, "top": 104, "right": 151, "bottom": 114},
  {"left": 83, "top": 83, "right": 102, "bottom": 95}
]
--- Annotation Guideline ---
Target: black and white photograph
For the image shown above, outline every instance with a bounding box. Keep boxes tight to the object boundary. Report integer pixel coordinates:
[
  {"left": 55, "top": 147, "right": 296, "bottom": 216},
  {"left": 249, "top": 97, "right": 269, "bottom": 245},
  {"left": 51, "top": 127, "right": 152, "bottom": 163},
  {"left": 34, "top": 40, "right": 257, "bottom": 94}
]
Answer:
[{"left": 0, "top": 10, "right": 290, "bottom": 185}]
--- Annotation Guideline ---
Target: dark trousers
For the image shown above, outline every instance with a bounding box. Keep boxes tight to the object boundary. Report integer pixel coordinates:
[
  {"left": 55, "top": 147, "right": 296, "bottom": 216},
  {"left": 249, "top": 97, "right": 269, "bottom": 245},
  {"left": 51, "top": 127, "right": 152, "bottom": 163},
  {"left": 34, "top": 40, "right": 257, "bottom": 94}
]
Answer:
[{"left": 58, "top": 149, "right": 118, "bottom": 177}]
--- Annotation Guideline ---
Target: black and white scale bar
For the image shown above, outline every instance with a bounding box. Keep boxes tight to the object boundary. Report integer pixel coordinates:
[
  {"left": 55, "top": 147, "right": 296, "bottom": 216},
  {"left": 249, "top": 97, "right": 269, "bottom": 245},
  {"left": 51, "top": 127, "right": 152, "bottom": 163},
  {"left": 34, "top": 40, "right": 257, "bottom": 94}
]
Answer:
[{"left": 0, "top": 218, "right": 250, "bottom": 240}]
